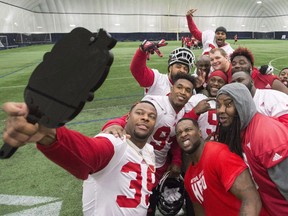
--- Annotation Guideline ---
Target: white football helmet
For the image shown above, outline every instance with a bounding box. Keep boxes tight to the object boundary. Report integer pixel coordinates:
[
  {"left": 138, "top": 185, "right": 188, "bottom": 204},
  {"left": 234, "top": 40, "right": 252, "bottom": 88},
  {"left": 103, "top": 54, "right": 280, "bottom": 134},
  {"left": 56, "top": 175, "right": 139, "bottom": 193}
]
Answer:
[{"left": 168, "top": 47, "right": 195, "bottom": 72}]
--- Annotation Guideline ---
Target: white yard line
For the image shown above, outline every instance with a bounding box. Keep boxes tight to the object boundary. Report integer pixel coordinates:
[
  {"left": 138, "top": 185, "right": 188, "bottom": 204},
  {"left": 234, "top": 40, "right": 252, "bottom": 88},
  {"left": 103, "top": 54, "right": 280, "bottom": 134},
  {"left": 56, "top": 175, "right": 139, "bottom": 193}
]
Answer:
[{"left": 269, "top": 56, "right": 288, "bottom": 72}]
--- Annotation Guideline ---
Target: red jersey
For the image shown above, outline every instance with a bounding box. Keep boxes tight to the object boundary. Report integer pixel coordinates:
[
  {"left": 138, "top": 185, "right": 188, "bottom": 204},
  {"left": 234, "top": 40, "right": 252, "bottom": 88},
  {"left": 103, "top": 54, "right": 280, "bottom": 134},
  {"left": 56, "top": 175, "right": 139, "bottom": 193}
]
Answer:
[
  {"left": 251, "top": 68, "right": 279, "bottom": 89},
  {"left": 242, "top": 113, "right": 288, "bottom": 216},
  {"left": 184, "top": 141, "right": 247, "bottom": 216}
]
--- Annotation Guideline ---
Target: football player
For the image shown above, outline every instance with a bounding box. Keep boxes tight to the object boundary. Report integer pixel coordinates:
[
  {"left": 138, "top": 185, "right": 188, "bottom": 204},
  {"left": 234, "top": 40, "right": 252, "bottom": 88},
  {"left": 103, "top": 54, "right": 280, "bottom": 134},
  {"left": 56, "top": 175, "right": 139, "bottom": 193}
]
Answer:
[
  {"left": 216, "top": 83, "right": 288, "bottom": 215},
  {"left": 176, "top": 118, "right": 262, "bottom": 216},
  {"left": 186, "top": 8, "right": 234, "bottom": 55},
  {"left": 279, "top": 67, "right": 288, "bottom": 87},
  {"left": 231, "top": 71, "right": 288, "bottom": 127},
  {"left": 2, "top": 101, "right": 157, "bottom": 216},
  {"left": 230, "top": 47, "right": 288, "bottom": 94}
]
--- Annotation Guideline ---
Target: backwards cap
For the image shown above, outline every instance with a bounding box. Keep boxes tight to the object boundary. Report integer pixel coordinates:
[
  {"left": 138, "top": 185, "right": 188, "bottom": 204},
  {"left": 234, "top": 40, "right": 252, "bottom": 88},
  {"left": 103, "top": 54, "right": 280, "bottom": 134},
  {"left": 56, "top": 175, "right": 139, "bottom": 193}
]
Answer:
[{"left": 215, "top": 26, "right": 227, "bottom": 34}]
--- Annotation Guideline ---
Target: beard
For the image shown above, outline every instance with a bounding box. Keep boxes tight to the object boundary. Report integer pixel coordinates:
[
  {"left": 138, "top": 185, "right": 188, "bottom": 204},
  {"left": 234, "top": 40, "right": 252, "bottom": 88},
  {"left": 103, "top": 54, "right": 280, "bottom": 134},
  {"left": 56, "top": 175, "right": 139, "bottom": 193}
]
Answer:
[{"left": 132, "top": 129, "right": 150, "bottom": 140}]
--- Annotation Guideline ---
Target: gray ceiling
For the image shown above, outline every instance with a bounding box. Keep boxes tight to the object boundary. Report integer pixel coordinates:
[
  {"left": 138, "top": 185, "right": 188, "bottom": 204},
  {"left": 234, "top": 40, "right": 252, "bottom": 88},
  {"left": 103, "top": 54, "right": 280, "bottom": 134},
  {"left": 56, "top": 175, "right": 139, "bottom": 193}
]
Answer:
[{"left": 0, "top": 0, "right": 287, "bottom": 33}]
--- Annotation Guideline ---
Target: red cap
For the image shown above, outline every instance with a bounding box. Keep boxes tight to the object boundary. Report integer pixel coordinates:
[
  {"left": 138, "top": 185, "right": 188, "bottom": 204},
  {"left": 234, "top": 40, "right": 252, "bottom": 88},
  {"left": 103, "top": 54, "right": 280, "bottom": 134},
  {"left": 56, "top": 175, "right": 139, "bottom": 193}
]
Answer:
[{"left": 208, "top": 70, "right": 228, "bottom": 83}]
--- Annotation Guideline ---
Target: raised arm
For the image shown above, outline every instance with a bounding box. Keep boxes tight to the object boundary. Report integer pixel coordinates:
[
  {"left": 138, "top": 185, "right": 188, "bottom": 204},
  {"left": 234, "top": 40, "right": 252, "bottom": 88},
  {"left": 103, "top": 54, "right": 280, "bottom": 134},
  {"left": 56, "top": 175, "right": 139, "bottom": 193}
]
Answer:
[
  {"left": 130, "top": 48, "right": 155, "bottom": 88},
  {"left": 186, "top": 9, "right": 202, "bottom": 41}
]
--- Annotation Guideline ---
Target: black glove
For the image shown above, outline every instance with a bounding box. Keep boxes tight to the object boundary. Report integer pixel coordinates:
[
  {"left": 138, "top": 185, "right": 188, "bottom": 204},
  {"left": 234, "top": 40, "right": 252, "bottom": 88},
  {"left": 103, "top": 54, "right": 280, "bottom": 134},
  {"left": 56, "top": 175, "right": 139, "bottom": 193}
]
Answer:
[{"left": 140, "top": 39, "right": 168, "bottom": 60}]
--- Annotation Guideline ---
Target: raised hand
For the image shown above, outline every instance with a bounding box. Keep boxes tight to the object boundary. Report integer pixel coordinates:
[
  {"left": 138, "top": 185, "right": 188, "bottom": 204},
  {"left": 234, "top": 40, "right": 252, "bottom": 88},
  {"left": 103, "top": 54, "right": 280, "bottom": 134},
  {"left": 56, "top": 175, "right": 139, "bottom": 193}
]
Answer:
[
  {"left": 186, "top": 9, "right": 197, "bottom": 16},
  {"left": 140, "top": 39, "right": 168, "bottom": 60}
]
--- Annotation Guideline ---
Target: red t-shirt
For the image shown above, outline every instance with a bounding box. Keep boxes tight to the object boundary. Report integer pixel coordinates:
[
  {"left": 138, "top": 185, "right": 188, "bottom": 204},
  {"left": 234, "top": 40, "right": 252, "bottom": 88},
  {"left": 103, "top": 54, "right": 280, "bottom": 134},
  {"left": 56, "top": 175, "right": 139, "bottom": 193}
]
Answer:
[{"left": 184, "top": 141, "right": 247, "bottom": 216}]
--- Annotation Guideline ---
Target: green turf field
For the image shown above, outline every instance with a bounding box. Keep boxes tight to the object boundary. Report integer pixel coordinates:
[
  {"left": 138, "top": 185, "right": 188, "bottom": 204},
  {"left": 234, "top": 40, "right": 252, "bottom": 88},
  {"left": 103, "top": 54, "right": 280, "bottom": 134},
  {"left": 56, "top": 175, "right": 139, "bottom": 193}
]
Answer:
[{"left": 0, "top": 39, "right": 287, "bottom": 215}]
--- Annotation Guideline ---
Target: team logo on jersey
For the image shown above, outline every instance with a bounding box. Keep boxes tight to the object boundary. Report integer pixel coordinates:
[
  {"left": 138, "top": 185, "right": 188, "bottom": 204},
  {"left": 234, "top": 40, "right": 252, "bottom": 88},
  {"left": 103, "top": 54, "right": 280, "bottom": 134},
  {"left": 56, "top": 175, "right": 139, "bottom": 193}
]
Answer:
[
  {"left": 265, "top": 84, "right": 271, "bottom": 89},
  {"left": 272, "top": 153, "right": 283, "bottom": 162},
  {"left": 190, "top": 170, "right": 207, "bottom": 204}
]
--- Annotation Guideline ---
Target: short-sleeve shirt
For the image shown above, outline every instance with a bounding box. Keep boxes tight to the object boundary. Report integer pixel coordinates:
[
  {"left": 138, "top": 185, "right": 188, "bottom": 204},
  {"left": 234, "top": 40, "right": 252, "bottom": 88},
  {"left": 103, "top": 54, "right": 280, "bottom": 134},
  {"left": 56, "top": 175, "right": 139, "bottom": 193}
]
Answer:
[{"left": 184, "top": 141, "right": 247, "bottom": 216}]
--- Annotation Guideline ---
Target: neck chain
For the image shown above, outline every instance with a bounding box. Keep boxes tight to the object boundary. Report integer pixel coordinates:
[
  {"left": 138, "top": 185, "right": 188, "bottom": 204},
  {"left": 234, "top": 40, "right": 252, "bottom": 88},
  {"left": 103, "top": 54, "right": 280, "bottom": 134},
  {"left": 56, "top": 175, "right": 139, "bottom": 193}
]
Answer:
[{"left": 126, "top": 139, "right": 155, "bottom": 173}]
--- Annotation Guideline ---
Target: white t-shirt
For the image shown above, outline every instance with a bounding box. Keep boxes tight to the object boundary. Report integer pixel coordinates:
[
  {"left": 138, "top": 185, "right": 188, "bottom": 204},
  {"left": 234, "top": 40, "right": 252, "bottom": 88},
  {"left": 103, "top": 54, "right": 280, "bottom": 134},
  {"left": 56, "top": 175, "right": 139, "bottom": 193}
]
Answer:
[{"left": 82, "top": 134, "right": 155, "bottom": 216}]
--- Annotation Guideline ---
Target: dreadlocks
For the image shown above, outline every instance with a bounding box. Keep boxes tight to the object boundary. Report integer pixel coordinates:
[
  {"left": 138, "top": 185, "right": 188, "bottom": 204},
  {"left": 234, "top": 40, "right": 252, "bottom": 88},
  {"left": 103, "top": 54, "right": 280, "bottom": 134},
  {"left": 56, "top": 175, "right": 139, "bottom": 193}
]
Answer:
[{"left": 215, "top": 114, "right": 243, "bottom": 157}]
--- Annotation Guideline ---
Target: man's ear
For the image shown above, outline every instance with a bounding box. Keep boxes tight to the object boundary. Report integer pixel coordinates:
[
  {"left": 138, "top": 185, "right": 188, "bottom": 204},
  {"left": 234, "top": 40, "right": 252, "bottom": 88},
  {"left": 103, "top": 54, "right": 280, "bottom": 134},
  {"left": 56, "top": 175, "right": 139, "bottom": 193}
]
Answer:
[
  {"left": 168, "top": 65, "right": 172, "bottom": 74},
  {"left": 199, "top": 129, "right": 202, "bottom": 138},
  {"left": 126, "top": 113, "right": 130, "bottom": 122}
]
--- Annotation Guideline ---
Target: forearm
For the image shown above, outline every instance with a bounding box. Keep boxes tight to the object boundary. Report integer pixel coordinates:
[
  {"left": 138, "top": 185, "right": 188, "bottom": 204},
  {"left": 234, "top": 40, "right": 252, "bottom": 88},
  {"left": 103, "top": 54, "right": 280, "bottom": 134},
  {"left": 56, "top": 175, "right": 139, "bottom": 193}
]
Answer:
[
  {"left": 230, "top": 169, "right": 262, "bottom": 215},
  {"left": 130, "top": 48, "right": 155, "bottom": 87},
  {"left": 37, "top": 127, "right": 114, "bottom": 180},
  {"left": 239, "top": 199, "right": 261, "bottom": 216},
  {"left": 170, "top": 137, "right": 182, "bottom": 167},
  {"left": 183, "top": 108, "right": 200, "bottom": 120},
  {"left": 101, "top": 114, "right": 127, "bottom": 130}
]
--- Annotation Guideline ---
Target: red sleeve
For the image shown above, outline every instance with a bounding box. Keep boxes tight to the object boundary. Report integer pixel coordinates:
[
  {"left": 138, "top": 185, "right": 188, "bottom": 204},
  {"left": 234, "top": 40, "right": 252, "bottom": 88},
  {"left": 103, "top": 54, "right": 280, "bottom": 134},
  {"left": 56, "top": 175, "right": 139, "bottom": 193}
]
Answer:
[
  {"left": 169, "top": 136, "right": 182, "bottom": 167},
  {"left": 183, "top": 108, "right": 200, "bottom": 120},
  {"left": 277, "top": 113, "right": 288, "bottom": 128},
  {"left": 101, "top": 114, "right": 127, "bottom": 130},
  {"left": 37, "top": 127, "right": 114, "bottom": 180},
  {"left": 251, "top": 67, "right": 259, "bottom": 79},
  {"left": 186, "top": 15, "right": 202, "bottom": 41},
  {"left": 130, "top": 48, "right": 155, "bottom": 87}
]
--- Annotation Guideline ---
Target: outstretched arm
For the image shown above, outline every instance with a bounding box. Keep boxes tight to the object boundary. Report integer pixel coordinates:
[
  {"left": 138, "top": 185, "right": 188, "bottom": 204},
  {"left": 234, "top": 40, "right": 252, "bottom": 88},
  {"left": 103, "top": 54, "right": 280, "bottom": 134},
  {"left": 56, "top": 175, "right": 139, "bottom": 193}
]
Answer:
[
  {"left": 186, "top": 9, "right": 202, "bottom": 41},
  {"left": 2, "top": 102, "right": 56, "bottom": 146},
  {"left": 2, "top": 102, "right": 114, "bottom": 180}
]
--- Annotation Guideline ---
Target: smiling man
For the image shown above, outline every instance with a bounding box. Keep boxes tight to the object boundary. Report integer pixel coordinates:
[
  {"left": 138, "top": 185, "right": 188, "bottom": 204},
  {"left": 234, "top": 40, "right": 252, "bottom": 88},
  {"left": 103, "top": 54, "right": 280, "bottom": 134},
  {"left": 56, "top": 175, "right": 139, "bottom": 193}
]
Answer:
[
  {"left": 2, "top": 101, "right": 158, "bottom": 216},
  {"left": 92, "top": 73, "right": 196, "bottom": 215}
]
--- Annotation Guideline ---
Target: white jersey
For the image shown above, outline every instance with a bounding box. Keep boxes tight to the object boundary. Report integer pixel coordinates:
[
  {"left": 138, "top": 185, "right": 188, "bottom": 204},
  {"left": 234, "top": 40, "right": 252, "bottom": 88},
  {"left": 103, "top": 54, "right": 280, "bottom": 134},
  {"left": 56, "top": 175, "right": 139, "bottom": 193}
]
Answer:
[
  {"left": 253, "top": 88, "right": 288, "bottom": 117},
  {"left": 82, "top": 134, "right": 155, "bottom": 216},
  {"left": 144, "top": 71, "right": 216, "bottom": 139},
  {"left": 144, "top": 69, "right": 171, "bottom": 96},
  {"left": 185, "top": 94, "right": 217, "bottom": 139},
  {"left": 142, "top": 95, "right": 185, "bottom": 168},
  {"left": 202, "top": 30, "right": 234, "bottom": 55}
]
